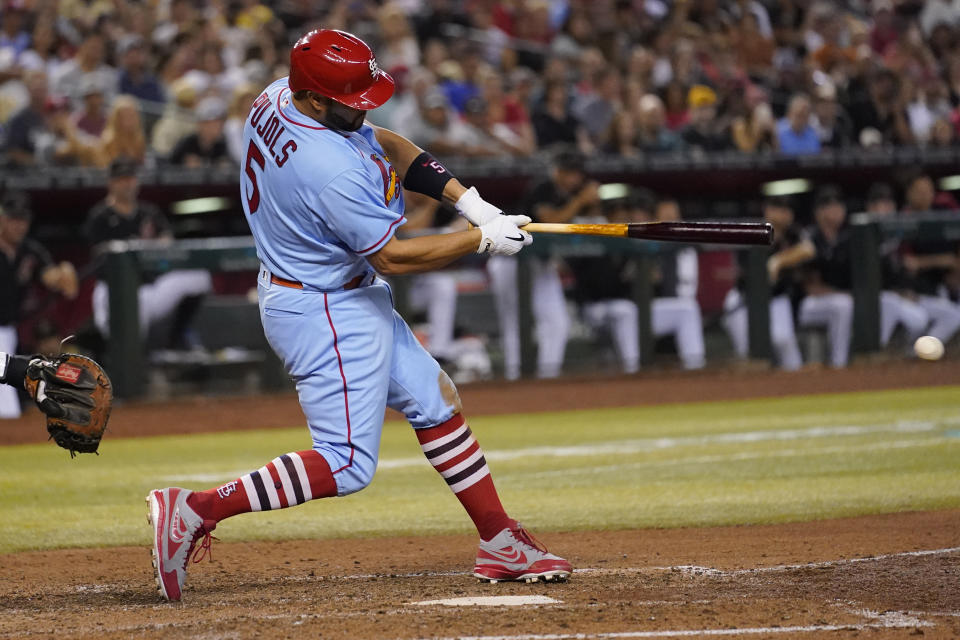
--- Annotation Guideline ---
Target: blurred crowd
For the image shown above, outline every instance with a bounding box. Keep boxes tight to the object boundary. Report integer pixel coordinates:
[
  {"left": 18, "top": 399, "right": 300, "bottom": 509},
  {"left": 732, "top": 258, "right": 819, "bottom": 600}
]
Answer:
[{"left": 5, "top": 0, "right": 960, "bottom": 169}]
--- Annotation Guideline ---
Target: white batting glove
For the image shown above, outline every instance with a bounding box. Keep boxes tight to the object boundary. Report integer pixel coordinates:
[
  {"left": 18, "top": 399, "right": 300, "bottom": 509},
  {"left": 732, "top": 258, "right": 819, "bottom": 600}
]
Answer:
[
  {"left": 455, "top": 186, "right": 502, "bottom": 226},
  {"left": 477, "top": 215, "right": 533, "bottom": 255}
]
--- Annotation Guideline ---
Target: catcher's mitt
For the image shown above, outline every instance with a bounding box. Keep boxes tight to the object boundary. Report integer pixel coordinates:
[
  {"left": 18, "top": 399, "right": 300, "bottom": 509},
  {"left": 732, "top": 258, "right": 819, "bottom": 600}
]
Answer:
[{"left": 23, "top": 354, "right": 113, "bottom": 456}]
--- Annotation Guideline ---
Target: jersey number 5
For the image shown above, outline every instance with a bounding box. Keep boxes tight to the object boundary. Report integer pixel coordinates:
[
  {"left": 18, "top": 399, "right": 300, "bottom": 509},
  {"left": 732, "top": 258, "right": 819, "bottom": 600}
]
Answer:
[{"left": 244, "top": 141, "right": 266, "bottom": 214}]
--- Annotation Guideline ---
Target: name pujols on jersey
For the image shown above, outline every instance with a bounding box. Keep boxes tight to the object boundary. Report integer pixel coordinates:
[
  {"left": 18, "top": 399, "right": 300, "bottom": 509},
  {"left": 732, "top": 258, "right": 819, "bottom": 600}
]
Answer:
[{"left": 249, "top": 92, "right": 297, "bottom": 167}]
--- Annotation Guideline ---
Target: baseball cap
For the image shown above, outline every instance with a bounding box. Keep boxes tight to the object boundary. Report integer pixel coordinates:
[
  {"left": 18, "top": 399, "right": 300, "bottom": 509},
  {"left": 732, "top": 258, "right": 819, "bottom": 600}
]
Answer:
[
  {"left": 687, "top": 84, "right": 717, "bottom": 108},
  {"left": 195, "top": 96, "right": 226, "bottom": 122},
  {"left": 552, "top": 145, "right": 586, "bottom": 172},
  {"left": 109, "top": 157, "right": 140, "bottom": 178},
  {"left": 463, "top": 96, "right": 487, "bottom": 115},
  {"left": 0, "top": 191, "right": 31, "bottom": 219},
  {"left": 814, "top": 184, "right": 844, "bottom": 209},
  {"left": 423, "top": 90, "right": 448, "bottom": 110}
]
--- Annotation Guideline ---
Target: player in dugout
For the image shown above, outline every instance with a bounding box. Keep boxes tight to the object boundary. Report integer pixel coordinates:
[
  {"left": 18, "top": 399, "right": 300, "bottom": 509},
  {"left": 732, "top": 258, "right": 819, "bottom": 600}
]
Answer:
[
  {"left": 146, "top": 29, "right": 571, "bottom": 603},
  {"left": 84, "top": 157, "right": 213, "bottom": 353},
  {"left": 0, "top": 195, "right": 78, "bottom": 418}
]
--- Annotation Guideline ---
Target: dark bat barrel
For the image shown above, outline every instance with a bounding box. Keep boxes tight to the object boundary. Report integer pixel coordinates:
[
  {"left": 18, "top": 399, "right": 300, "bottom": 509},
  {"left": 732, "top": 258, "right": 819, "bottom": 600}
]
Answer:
[{"left": 627, "top": 221, "right": 773, "bottom": 245}]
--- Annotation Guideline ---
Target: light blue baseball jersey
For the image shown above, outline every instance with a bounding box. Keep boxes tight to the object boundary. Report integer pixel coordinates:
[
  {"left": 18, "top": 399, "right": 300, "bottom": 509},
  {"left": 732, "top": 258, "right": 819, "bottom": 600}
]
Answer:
[
  {"left": 242, "top": 77, "right": 460, "bottom": 497},
  {"left": 240, "top": 77, "right": 406, "bottom": 289}
]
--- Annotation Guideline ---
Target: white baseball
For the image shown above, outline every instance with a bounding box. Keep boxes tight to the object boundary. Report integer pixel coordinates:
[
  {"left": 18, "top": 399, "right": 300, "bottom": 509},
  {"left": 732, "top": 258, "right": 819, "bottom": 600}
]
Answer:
[{"left": 914, "top": 336, "right": 945, "bottom": 361}]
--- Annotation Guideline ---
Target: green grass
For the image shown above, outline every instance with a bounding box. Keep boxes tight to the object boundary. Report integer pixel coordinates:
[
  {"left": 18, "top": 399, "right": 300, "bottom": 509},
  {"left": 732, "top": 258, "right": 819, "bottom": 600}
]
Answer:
[{"left": 2, "top": 386, "right": 959, "bottom": 553}]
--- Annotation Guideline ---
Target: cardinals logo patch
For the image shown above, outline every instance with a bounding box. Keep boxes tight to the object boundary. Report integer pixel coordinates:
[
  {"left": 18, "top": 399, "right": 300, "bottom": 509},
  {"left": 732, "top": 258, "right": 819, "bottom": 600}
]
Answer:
[{"left": 370, "top": 154, "right": 401, "bottom": 206}]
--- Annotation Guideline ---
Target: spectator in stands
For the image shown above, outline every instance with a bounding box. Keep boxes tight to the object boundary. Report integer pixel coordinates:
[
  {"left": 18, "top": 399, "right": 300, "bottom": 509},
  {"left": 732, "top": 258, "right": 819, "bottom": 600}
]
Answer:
[
  {"left": 682, "top": 84, "right": 731, "bottom": 152},
  {"left": 49, "top": 32, "right": 117, "bottom": 110},
  {"left": 117, "top": 35, "right": 165, "bottom": 108},
  {"left": 460, "top": 95, "right": 530, "bottom": 157},
  {"left": 777, "top": 93, "right": 821, "bottom": 155},
  {"left": 84, "top": 157, "right": 212, "bottom": 351},
  {"left": 731, "top": 100, "right": 777, "bottom": 153},
  {"left": 605, "top": 110, "right": 641, "bottom": 158},
  {"left": 812, "top": 81, "right": 854, "bottom": 148},
  {"left": 532, "top": 81, "right": 592, "bottom": 153},
  {"left": 377, "top": 2, "right": 421, "bottom": 70},
  {"left": 723, "top": 196, "right": 809, "bottom": 370},
  {"left": 850, "top": 69, "right": 914, "bottom": 146},
  {"left": 662, "top": 81, "right": 690, "bottom": 131},
  {"left": 224, "top": 84, "right": 258, "bottom": 166},
  {"left": 151, "top": 76, "right": 198, "bottom": 158},
  {"left": 3, "top": 69, "right": 51, "bottom": 166},
  {"left": 572, "top": 67, "right": 622, "bottom": 148},
  {"left": 797, "top": 185, "right": 855, "bottom": 368},
  {"left": 650, "top": 197, "right": 706, "bottom": 369},
  {"left": 99, "top": 94, "right": 150, "bottom": 168},
  {"left": 487, "top": 147, "right": 595, "bottom": 379},
  {"left": 0, "top": 196, "right": 78, "bottom": 418},
  {"left": 0, "top": 1, "right": 30, "bottom": 63},
  {"left": 168, "top": 97, "right": 230, "bottom": 168},
  {"left": 478, "top": 67, "right": 536, "bottom": 155},
  {"left": 636, "top": 93, "right": 683, "bottom": 153},
  {"left": 439, "top": 46, "right": 484, "bottom": 113},
  {"left": 404, "top": 89, "right": 498, "bottom": 157},
  {"left": 73, "top": 76, "right": 108, "bottom": 138}
]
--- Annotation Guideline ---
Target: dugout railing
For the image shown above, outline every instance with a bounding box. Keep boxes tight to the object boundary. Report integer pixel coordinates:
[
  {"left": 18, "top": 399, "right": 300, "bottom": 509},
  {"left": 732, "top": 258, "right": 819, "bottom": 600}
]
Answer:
[{"left": 98, "top": 214, "right": 958, "bottom": 398}]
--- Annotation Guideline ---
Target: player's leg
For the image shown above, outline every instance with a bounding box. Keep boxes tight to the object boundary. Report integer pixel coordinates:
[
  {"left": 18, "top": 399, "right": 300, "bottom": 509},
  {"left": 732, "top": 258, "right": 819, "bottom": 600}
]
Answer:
[
  {"left": 423, "top": 272, "right": 458, "bottom": 361},
  {"left": 722, "top": 288, "right": 749, "bottom": 359},
  {"left": 0, "top": 324, "right": 21, "bottom": 418},
  {"left": 141, "top": 270, "right": 213, "bottom": 329},
  {"left": 605, "top": 298, "right": 639, "bottom": 374},
  {"left": 531, "top": 259, "right": 570, "bottom": 378},
  {"left": 769, "top": 294, "right": 802, "bottom": 370},
  {"left": 385, "top": 309, "right": 571, "bottom": 582},
  {"left": 880, "top": 291, "right": 929, "bottom": 346},
  {"left": 918, "top": 294, "right": 960, "bottom": 344},
  {"left": 486, "top": 255, "right": 520, "bottom": 380},
  {"left": 798, "top": 293, "right": 853, "bottom": 367},
  {"left": 147, "top": 281, "right": 395, "bottom": 600},
  {"left": 651, "top": 297, "right": 705, "bottom": 369}
]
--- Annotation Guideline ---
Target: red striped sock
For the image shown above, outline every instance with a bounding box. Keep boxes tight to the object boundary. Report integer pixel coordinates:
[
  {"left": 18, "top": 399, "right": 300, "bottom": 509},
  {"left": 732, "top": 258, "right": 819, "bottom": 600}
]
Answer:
[
  {"left": 187, "top": 450, "right": 338, "bottom": 523},
  {"left": 417, "top": 414, "right": 513, "bottom": 541}
]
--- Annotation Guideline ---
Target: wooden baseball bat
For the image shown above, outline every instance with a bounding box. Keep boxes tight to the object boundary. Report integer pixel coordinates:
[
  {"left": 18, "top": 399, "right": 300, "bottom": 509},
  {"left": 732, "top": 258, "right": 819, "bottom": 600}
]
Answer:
[{"left": 521, "top": 221, "right": 773, "bottom": 246}]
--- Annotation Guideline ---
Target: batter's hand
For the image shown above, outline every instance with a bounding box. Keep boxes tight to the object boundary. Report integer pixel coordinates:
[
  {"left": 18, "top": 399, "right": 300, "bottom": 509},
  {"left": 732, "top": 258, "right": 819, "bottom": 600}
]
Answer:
[
  {"left": 478, "top": 215, "right": 533, "bottom": 255},
  {"left": 455, "top": 186, "right": 502, "bottom": 226}
]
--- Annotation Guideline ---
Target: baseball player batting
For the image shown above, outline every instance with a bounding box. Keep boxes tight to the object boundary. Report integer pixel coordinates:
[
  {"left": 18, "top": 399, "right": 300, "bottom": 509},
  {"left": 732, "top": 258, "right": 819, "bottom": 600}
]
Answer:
[{"left": 146, "top": 29, "right": 570, "bottom": 602}]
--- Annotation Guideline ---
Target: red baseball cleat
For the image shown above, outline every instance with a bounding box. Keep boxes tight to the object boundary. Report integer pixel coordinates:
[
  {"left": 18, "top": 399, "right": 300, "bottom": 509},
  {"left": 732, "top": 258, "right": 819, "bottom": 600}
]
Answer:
[
  {"left": 146, "top": 487, "right": 216, "bottom": 601},
  {"left": 474, "top": 524, "right": 572, "bottom": 583}
]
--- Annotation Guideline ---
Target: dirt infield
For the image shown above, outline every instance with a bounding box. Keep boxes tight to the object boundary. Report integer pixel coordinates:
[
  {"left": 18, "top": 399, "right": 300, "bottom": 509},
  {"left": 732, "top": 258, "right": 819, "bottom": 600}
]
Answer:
[
  {"left": 1, "top": 510, "right": 958, "bottom": 639},
  {"left": 3, "top": 360, "right": 960, "bottom": 638},
  {"left": 2, "top": 358, "right": 960, "bottom": 445}
]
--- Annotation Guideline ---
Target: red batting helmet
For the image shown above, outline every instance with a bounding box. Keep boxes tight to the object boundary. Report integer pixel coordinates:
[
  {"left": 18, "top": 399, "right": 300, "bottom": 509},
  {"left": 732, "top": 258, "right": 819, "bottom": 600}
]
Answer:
[{"left": 289, "top": 29, "right": 395, "bottom": 110}]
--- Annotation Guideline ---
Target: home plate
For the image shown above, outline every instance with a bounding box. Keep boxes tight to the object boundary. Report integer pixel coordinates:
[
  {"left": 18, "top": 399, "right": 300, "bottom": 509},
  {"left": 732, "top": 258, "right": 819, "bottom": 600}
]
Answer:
[{"left": 412, "top": 595, "right": 561, "bottom": 607}]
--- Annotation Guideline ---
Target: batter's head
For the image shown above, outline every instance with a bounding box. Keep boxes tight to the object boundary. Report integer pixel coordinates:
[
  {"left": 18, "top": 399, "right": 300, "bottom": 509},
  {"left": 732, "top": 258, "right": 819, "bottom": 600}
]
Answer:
[{"left": 289, "top": 29, "right": 395, "bottom": 110}]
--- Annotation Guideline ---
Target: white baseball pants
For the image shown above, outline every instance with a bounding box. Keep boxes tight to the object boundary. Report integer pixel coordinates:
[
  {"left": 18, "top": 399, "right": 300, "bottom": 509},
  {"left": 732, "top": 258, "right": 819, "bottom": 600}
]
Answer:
[
  {"left": 798, "top": 292, "right": 853, "bottom": 368},
  {"left": 486, "top": 255, "right": 570, "bottom": 379},
  {"left": 0, "top": 325, "right": 20, "bottom": 418},
  {"left": 879, "top": 291, "right": 930, "bottom": 346},
  {"left": 722, "top": 289, "right": 803, "bottom": 370},
  {"left": 918, "top": 294, "right": 960, "bottom": 344},
  {"left": 92, "top": 270, "right": 213, "bottom": 337},
  {"left": 408, "top": 272, "right": 458, "bottom": 360}
]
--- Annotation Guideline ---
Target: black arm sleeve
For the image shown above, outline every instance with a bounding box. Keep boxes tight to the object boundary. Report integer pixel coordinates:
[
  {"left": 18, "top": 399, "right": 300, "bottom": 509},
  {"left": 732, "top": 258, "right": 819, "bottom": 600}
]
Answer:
[
  {"left": 0, "top": 354, "right": 30, "bottom": 388},
  {"left": 402, "top": 152, "right": 455, "bottom": 200}
]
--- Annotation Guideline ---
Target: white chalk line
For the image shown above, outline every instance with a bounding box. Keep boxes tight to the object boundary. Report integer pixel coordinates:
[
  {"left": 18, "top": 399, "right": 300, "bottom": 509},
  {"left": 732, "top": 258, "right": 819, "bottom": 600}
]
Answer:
[
  {"left": 408, "top": 610, "right": 931, "bottom": 640},
  {"left": 520, "top": 438, "right": 946, "bottom": 479},
  {"left": 262, "top": 546, "right": 959, "bottom": 582},
  {"left": 161, "top": 419, "right": 954, "bottom": 483},
  {"left": 660, "top": 545, "right": 960, "bottom": 577}
]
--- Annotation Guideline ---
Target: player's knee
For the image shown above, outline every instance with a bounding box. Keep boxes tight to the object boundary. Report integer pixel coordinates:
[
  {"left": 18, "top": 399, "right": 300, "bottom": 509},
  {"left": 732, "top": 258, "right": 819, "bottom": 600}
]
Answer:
[{"left": 334, "top": 463, "right": 377, "bottom": 496}]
